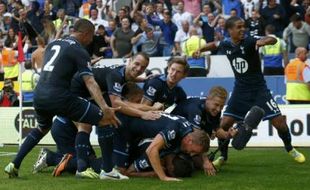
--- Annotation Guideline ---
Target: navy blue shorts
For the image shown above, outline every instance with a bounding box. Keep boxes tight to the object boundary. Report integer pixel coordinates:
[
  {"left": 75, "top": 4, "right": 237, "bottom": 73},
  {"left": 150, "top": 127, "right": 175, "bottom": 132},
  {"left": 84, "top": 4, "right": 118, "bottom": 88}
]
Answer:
[
  {"left": 50, "top": 117, "right": 77, "bottom": 155},
  {"left": 35, "top": 96, "right": 103, "bottom": 130},
  {"left": 51, "top": 116, "right": 96, "bottom": 156},
  {"left": 224, "top": 87, "right": 281, "bottom": 121}
]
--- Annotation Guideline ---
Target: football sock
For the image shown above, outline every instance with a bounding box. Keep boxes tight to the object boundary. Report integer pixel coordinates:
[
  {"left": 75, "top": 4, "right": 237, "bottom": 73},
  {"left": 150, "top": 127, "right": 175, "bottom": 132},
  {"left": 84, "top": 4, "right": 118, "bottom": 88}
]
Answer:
[
  {"left": 13, "top": 128, "right": 44, "bottom": 168},
  {"left": 219, "top": 138, "right": 230, "bottom": 161},
  {"left": 90, "top": 158, "right": 102, "bottom": 173},
  {"left": 97, "top": 126, "right": 114, "bottom": 172},
  {"left": 277, "top": 127, "right": 293, "bottom": 152},
  {"left": 75, "top": 132, "right": 90, "bottom": 172},
  {"left": 46, "top": 151, "right": 62, "bottom": 166}
]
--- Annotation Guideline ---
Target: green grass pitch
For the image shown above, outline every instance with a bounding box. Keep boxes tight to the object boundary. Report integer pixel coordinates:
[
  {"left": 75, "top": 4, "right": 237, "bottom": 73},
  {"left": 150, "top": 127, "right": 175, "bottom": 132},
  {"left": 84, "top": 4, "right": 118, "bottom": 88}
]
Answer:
[{"left": 0, "top": 146, "right": 309, "bottom": 190}]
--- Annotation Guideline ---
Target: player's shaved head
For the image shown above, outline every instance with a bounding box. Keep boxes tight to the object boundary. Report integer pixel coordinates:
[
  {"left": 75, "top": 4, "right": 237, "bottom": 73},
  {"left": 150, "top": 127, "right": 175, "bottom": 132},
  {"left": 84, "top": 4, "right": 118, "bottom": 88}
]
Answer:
[{"left": 73, "top": 19, "right": 95, "bottom": 33}]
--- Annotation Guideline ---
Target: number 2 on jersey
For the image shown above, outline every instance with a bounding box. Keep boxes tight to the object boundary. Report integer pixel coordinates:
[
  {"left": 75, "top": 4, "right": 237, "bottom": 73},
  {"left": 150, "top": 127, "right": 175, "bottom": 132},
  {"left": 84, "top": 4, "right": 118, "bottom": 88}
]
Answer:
[{"left": 43, "top": 45, "right": 61, "bottom": 72}]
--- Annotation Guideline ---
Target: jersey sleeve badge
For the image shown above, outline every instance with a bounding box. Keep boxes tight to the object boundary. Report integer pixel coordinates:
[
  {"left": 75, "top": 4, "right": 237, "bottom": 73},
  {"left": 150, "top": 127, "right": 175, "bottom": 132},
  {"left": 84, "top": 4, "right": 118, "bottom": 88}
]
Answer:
[
  {"left": 113, "top": 82, "right": 123, "bottom": 92},
  {"left": 146, "top": 86, "right": 157, "bottom": 97}
]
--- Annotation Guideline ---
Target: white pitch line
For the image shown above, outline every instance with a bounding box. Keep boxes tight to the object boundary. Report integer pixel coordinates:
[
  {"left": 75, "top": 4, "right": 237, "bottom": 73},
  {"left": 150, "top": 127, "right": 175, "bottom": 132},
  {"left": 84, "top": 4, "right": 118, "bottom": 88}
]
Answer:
[{"left": 0, "top": 152, "right": 17, "bottom": 156}]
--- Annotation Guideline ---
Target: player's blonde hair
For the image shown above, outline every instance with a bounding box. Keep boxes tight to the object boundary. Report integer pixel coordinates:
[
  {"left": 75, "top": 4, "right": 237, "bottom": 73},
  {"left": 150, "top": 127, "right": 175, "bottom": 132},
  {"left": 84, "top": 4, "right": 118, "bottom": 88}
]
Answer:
[
  {"left": 207, "top": 86, "right": 228, "bottom": 100},
  {"left": 191, "top": 128, "right": 210, "bottom": 152}
]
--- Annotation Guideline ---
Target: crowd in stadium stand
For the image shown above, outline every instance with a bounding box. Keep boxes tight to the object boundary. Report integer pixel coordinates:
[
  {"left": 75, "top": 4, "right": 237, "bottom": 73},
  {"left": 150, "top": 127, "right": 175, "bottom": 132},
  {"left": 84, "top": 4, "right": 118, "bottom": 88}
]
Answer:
[{"left": 0, "top": 0, "right": 309, "bottom": 106}]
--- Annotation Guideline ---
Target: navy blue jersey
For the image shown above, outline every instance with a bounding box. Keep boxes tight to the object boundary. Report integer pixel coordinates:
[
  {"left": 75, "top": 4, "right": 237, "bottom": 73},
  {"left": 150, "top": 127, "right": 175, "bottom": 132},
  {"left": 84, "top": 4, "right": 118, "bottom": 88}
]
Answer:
[
  {"left": 172, "top": 98, "right": 220, "bottom": 135},
  {"left": 71, "top": 65, "right": 127, "bottom": 106},
  {"left": 218, "top": 36, "right": 266, "bottom": 89},
  {"left": 133, "top": 139, "right": 175, "bottom": 172},
  {"left": 143, "top": 75, "right": 187, "bottom": 108},
  {"left": 35, "top": 37, "right": 93, "bottom": 101},
  {"left": 117, "top": 113, "right": 193, "bottom": 152}
]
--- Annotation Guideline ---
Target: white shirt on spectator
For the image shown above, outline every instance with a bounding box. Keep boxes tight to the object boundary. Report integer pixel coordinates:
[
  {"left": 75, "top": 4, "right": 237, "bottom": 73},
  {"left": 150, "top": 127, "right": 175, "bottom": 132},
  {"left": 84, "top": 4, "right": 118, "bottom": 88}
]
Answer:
[
  {"left": 173, "top": 11, "right": 193, "bottom": 30},
  {"left": 89, "top": 17, "right": 109, "bottom": 30},
  {"left": 175, "top": 29, "right": 190, "bottom": 46}
]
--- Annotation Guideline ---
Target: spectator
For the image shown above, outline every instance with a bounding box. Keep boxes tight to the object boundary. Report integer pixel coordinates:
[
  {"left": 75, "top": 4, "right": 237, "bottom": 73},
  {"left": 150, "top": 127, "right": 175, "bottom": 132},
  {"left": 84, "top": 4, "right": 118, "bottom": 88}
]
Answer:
[
  {"left": 53, "top": 9, "right": 71, "bottom": 32},
  {"left": 305, "top": 4, "right": 310, "bottom": 25},
  {"left": 1, "top": 12, "right": 12, "bottom": 35},
  {"left": 27, "top": 1, "right": 44, "bottom": 34},
  {"left": 194, "top": 12, "right": 219, "bottom": 43},
  {"left": 110, "top": 17, "right": 135, "bottom": 58},
  {"left": 174, "top": 20, "right": 190, "bottom": 55},
  {"left": 182, "top": 28, "right": 210, "bottom": 77},
  {"left": 133, "top": 17, "right": 150, "bottom": 36},
  {"left": 132, "top": 27, "right": 161, "bottom": 57},
  {"left": 4, "top": 28, "right": 18, "bottom": 50},
  {"left": 260, "top": 0, "right": 286, "bottom": 37},
  {"left": 260, "top": 25, "right": 288, "bottom": 75},
  {"left": 147, "top": 9, "right": 178, "bottom": 56},
  {"left": 106, "top": 20, "right": 116, "bottom": 37},
  {"left": 79, "top": 0, "right": 95, "bottom": 19},
  {"left": 88, "top": 8, "right": 108, "bottom": 30},
  {"left": 155, "top": 1, "right": 164, "bottom": 19},
  {"left": 245, "top": 9, "right": 265, "bottom": 37},
  {"left": 1, "top": 40, "right": 18, "bottom": 80},
  {"left": 40, "top": 19, "right": 56, "bottom": 44},
  {"left": 90, "top": 25, "right": 112, "bottom": 58},
  {"left": 114, "top": 8, "right": 128, "bottom": 27},
  {"left": 215, "top": 17, "right": 229, "bottom": 41},
  {"left": 285, "top": 47, "right": 310, "bottom": 104},
  {"left": 183, "top": 0, "right": 202, "bottom": 18},
  {"left": 21, "top": 60, "right": 40, "bottom": 106},
  {"left": 172, "top": 1, "right": 193, "bottom": 30},
  {"left": 283, "top": 13, "right": 310, "bottom": 53},
  {"left": 63, "top": 0, "right": 81, "bottom": 17},
  {"left": 93, "top": 0, "right": 105, "bottom": 19},
  {"left": 222, "top": 0, "right": 244, "bottom": 18},
  {"left": 241, "top": 0, "right": 260, "bottom": 19},
  {"left": 0, "top": 78, "right": 19, "bottom": 107},
  {"left": 31, "top": 36, "right": 45, "bottom": 74}
]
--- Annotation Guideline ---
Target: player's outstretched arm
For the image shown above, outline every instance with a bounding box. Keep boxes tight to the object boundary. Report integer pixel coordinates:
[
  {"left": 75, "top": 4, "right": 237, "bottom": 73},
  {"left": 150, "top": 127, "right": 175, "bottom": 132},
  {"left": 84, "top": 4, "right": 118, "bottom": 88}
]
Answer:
[
  {"left": 193, "top": 41, "right": 219, "bottom": 58},
  {"left": 256, "top": 36, "right": 277, "bottom": 48},
  {"left": 83, "top": 75, "right": 121, "bottom": 127},
  {"left": 110, "top": 95, "right": 161, "bottom": 120},
  {"left": 146, "top": 134, "right": 182, "bottom": 181}
]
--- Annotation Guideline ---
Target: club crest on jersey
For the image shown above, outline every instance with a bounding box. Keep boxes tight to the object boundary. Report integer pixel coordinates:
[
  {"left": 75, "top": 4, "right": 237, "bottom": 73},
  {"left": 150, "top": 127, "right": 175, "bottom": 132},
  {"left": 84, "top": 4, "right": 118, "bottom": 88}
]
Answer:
[
  {"left": 146, "top": 86, "right": 156, "bottom": 96},
  {"left": 138, "top": 159, "right": 149, "bottom": 169},
  {"left": 232, "top": 57, "right": 248, "bottom": 74},
  {"left": 194, "top": 115, "right": 201, "bottom": 125},
  {"left": 167, "top": 130, "right": 176, "bottom": 140},
  {"left": 113, "top": 82, "right": 122, "bottom": 92}
]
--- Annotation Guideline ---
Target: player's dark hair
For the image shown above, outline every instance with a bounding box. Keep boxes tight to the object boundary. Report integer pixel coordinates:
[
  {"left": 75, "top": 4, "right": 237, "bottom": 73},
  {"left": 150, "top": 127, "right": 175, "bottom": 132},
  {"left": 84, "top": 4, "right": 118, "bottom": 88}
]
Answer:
[
  {"left": 225, "top": 16, "right": 243, "bottom": 31},
  {"left": 73, "top": 19, "right": 95, "bottom": 33},
  {"left": 167, "top": 57, "right": 190, "bottom": 75},
  {"left": 133, "top": 52, "right": 150, "bottom": 63},
  {"left": 171, "top": 153, "right": 194, "bottom": 177},
  {"left": 122, "top": 82, "right": 144, "bottom": 103}
]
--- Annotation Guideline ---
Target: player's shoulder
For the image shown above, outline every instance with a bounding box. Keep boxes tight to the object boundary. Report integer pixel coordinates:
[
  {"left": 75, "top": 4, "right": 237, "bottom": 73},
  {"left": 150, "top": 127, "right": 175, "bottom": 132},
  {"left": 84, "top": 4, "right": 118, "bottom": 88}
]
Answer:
[{"left": 144, "top": 75, "right": 165, "bottom": 87}]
